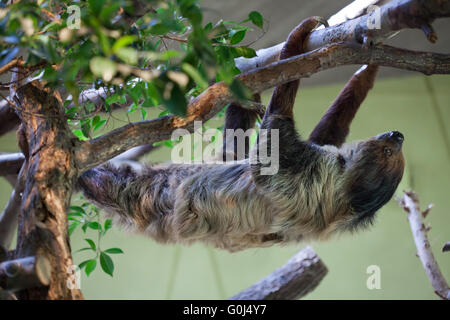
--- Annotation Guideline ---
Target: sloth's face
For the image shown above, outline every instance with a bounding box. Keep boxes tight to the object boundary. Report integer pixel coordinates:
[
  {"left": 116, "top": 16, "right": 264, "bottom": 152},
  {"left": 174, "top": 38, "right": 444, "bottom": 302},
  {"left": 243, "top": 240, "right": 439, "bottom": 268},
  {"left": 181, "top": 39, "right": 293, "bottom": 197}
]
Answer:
[{"left": 338, "top": 131, "right": 405, "bottom": 230}]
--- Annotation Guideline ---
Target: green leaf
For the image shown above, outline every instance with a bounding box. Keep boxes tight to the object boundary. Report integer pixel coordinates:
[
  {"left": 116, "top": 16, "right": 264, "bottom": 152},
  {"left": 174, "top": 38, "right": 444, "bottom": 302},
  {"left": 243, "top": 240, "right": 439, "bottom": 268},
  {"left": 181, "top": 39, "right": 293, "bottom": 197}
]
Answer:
[
  {"left": 181, "top": 63, "right": 208, "bottom": 89},
  {"left": 249, "top": 11, "right": 264, "bottom": 29},
  {"left": 82, "top": 222, "right": 89, "bottom": 233},
  {"left": 78, "top": 260, "right": 90, "bottom": 270},
  {"left": 70, "top": 205, "right": 85, "bottom": 214},
  {"left": 85, "top": 259, "right": 97, "bottom": 276},
  {"left": 104, "top": 248, "right": 124, "bottom": 254},
  {"left": 140, "top": 107, "right": 147, "bottom": 120},
  {"left": 164, "top": 83, "right": 187, "bottom": 116},
  {"left": 68, "top": 221, "right": 80, "bottom": 236},
  {"left": 233, "top": 46, "right": 257, "bottom": 58},
  {"left": 230, "top": 30, "right": 246, "bottom": 45},
  {"left": 100, "top": 252, "right": 114, "bottom": 277},
  {"left": 104, "top": 219, "right": 113, "bottom": 232},
  {"left": 106, "top": 93, "right": 127, "bottom": 105},
  {"left": 112, "top": 35, "right": 138, "bottom": 52},
  {"left": 72, "top": 129, "right": 89, "bottom": 141},
  {"left": 84, "top": 238, "right": 97, "bottom": 251},
  {"left": 92, "top": 115, "right": 106, "bottom": 131}
]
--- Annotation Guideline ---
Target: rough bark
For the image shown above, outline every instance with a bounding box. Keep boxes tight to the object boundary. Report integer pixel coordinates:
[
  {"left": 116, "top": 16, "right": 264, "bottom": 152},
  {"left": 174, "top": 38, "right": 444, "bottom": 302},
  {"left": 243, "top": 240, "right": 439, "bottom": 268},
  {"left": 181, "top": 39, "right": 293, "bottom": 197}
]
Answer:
[
  {"left": 230, "top": 246, "right": 328, "bottom": 300},
  {"left": 13, "top": 81, "right": 83, "bottom": 300}
]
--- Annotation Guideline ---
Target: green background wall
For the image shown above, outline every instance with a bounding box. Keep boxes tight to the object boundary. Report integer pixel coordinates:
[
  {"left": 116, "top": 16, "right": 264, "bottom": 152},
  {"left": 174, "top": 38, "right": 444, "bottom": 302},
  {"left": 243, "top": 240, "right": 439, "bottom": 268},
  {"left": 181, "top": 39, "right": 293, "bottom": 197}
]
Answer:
[{"left": 1, "top": 71, "right": 449, "bottom": 299}]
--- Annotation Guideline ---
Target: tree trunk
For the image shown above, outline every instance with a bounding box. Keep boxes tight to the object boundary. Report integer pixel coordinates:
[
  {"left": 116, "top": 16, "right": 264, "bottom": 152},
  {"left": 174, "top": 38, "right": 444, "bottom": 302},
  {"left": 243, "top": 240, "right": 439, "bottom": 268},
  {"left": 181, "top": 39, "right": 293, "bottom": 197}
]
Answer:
[{"left": 13, "top": 81, "right": 83, "bottom": 299}]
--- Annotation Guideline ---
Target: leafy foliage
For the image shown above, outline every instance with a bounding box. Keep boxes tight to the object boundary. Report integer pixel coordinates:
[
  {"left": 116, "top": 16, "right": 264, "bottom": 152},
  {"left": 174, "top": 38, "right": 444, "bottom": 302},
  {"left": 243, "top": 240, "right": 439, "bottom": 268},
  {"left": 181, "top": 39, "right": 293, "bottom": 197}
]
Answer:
[
  {"left": 69, "top": 199, "right": 123, "bottom": 277},
  {"left": 0, "top": 0, "right": 263, "bottom": 127},
  {"left": 0, "top": 0, "right": 265, "bottom": 279}
]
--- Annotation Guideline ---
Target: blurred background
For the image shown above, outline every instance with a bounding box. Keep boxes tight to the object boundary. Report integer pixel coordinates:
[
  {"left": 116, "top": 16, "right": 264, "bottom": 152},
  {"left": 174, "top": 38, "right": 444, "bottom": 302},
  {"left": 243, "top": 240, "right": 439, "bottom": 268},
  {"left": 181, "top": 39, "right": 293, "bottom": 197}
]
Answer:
[{"left": 0, "top": 0, "right": 449, "bottom": 299}]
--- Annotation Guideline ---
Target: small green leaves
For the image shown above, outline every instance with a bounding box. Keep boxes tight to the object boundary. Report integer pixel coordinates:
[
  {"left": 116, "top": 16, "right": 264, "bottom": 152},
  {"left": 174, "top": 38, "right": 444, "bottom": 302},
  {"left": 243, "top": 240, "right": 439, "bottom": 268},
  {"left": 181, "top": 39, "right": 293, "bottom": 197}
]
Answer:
[
  {"left": 100, "top": 252, "right": 114, "bottom": 277},
  {"left": 249, "top": 11, "right": 264, "bottom": 29},
  {"left": 104, "top": 219, "right": 113, "bottom": 233},
  {"left": 87, "top": 221, "right": 102, "bottom": 230},
  {"left": 70, "top": 197, "right": 122, "bottom": 278}
]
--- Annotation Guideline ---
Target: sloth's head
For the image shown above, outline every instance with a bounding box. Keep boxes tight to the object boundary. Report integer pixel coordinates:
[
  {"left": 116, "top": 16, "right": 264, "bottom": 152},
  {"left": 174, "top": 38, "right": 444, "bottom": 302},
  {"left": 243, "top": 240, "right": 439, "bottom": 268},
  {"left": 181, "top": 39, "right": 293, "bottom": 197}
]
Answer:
[{"left": 339, "top": 131, "right": 405, "bottom": 231}]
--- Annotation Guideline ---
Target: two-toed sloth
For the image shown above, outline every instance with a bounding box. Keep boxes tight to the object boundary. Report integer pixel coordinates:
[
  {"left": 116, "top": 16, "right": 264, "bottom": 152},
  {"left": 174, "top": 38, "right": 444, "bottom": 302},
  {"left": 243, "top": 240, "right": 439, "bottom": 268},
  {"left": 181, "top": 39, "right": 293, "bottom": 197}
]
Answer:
[{"left": 78, "top": 17, "right": 405, "bottom": 252}]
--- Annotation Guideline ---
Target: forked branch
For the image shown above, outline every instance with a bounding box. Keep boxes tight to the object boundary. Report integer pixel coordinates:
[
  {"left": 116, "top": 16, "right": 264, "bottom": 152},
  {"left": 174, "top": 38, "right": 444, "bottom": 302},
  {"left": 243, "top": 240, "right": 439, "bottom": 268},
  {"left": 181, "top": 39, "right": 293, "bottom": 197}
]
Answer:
[{"left": 397, "top": 191, "right": 450, "bottom": 300}]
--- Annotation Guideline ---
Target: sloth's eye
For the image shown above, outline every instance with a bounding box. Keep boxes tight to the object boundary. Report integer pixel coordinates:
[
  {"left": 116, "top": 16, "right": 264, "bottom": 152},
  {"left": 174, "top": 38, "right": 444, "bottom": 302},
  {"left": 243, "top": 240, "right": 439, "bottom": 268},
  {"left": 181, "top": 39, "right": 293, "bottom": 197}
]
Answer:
[{"left": 384, "top": 147, "right": 393, "bottom": 157}]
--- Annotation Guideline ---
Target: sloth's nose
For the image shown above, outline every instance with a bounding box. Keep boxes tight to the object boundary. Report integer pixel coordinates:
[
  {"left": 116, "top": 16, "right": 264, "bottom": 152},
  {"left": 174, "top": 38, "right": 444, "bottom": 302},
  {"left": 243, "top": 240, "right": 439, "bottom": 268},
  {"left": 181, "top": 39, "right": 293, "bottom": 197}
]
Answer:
[
  {"left": 376, "top": 131, "right": 404, "bottom": 149},
  {"left": 388, "top": 131, "right": 404, "bottom": 144}
]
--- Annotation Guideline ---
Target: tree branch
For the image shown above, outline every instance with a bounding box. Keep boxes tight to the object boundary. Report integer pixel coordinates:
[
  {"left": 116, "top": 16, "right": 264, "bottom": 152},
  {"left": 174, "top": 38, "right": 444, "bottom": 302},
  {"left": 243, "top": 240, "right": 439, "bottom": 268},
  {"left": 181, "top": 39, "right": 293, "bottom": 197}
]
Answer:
[
  {"left": 230, "top": 246, "right": 327, "bottom": 300},
  {"left": 0, "top": 153, "right": 25, "bottom": 177},
  {"left": 76, "top": 43, "right": 450, "bottom": 170},
  {"left": 235, "top": 0, "right": 450, "bottom": 72},
  {"left": 0, "top": 256, "right": 51, "bottom": 292},
  {"left": 0, "top": 163, "right": 25, "bottom": 249},
  {"left": 398, "top": 191, "right": 450, "bottom": 300}
]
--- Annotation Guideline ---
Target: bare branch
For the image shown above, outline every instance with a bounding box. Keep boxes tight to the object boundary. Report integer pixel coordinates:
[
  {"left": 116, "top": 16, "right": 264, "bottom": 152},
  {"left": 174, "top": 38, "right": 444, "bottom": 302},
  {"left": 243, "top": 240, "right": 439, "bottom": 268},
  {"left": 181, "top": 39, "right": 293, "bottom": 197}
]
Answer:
[
  {"left": 398, "top": 191, "right": 450, "bottom": 300},
  {"left": 235, "top": 0, "right": 450, "bottom": 72},
  {"left": 0, "top": 100, "right": 18, "bottom": 136},
  {"left": 76, "top": 43, "right": 450, "bottom": 170},
  {"left": 0, "top": 153, "right": 24, "bottom": 177},
  {"left": 230, "top": 246, "right": 327, "bottom": 300}
]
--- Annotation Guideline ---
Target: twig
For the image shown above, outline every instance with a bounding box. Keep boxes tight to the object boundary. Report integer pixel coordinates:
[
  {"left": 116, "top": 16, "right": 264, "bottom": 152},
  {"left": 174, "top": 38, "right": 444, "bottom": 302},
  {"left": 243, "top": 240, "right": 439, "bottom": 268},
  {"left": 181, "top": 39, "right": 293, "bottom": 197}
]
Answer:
[
  {"left": 230, "top": 246, "right": 328, "bottom": 300},
  {"left": 397, "top": 191, "right": 450, "bottom": 300}
]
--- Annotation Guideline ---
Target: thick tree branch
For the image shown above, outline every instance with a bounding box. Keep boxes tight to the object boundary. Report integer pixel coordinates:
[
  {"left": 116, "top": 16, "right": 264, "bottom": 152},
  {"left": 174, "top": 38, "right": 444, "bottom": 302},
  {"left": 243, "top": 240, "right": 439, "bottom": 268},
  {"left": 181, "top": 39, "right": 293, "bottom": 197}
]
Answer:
[
  {"left": 13, "top": 81, "right": 83, "bottom": 300},
  {"left": 235, "top": 0, "right": 450, "bottom": 72},
  {"left": 398, "top": 191, "right": 450, "bottom": 300},
  {"left": 76, "top": 43, "right": 450, "bottom": 170},
  {"left": 230, "top": 246, "right": 327, "bottom": 300}
]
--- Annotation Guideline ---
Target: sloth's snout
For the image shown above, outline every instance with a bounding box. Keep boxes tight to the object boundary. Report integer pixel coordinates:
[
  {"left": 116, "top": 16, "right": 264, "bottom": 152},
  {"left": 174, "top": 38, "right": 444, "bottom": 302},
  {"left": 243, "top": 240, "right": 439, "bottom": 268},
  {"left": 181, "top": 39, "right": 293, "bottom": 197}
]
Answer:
[
  {"left": 388, "top": 131, "right": 404, "bottom": 144},
  {"left": 376, "top": 131, "right": 404, "bottom": 149}
]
